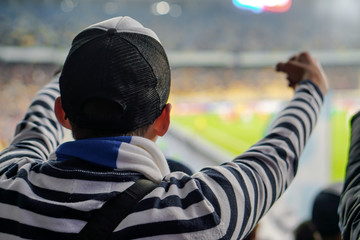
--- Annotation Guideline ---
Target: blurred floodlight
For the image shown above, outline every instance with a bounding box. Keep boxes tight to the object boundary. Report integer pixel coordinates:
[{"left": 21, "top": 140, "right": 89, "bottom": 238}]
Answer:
[
  {"left": 170, "top": 4, "right": 182, "bottom": 17},
  {"left": 60, "top": 0, "right": 78, "bottom": 13},
  {"left": 233, "top": 0, "right": 291, "bottom": 13},
  {"left": 152, "top": 1, "right": 170, "bottom": 15},
  {"left": 104, "top": 2, "right": 118, "bottom": 15}
]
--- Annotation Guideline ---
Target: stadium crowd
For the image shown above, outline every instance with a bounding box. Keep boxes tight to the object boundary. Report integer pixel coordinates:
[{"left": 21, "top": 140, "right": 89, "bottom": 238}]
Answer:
[
  {"left": 1, "top": 0, "right": 360, "bottom": 51},
  {"left": 0, "top": 62, "right": 359, "bottom": 150},
  {"left": 0, "top": 62, "right": 59, "bottom": 149}
]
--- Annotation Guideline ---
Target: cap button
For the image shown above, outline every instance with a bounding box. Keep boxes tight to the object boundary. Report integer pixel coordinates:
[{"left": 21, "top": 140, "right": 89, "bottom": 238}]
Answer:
[{"left": 107, "top": 28, "right": 117, "bottom": 35}]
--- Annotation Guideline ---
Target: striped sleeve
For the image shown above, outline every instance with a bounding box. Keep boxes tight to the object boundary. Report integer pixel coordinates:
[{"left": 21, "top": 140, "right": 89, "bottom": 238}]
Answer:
[
  {"left": 0, "top": 77, "right": 64, "bottom": 166},
  {"left": 215, "top": 81, "right": 323, "bottom": 239},
  {"left": 339, "top": 112, "right": 360, "bottom": 240},
  {"left": 116, "top": 80, "right": 324, "bottom": 240},
  {"left": 190, "top": 80, "right": 323, "bottom": 239}
]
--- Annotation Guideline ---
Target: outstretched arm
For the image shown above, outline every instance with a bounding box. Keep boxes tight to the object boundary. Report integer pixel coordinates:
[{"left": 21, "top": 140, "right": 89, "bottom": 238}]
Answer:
[
  {"left": 217, "top": 52, "right": 328, "bottom": 237},
  {"left": 157, "top": 52, "right": 329, "bottom": 239},
  {"left": 0, "top": 75, "right": 64, "bottom": 165}
]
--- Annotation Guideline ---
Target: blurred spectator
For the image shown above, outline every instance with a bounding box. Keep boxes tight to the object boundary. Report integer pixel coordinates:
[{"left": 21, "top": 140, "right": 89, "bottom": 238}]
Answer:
[
  {"left": 293, "top": 183, "right": 342, "bottom": 240},
  {"left": 311, "top": 183, "right": 342, "bottom": 240}
]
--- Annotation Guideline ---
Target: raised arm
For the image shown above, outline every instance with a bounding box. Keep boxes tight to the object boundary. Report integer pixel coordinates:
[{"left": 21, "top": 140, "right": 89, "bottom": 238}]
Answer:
[
  {"left": 188, "top": 52, "right": 328, "bottom": 239},
  {"left": 339, "top": 112, "right": 360, "bottom": 239},
  {"left": 0, "top": 75, "right": 64, "bottom": 164}
]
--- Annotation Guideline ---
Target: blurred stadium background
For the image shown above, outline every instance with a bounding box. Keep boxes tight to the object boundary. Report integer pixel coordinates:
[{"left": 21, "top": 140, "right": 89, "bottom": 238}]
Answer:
[{"left": 1, "top": 0, "right": 360, "bottom": 239}]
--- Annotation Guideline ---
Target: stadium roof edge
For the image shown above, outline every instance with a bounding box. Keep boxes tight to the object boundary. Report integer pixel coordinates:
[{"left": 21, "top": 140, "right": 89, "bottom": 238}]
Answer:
[{"left": 1, "top": 46, "right": 360, "bottom": 68}]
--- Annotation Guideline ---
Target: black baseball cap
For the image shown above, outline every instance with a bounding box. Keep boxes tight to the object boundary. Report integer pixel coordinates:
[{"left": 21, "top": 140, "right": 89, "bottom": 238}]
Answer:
[{"left": 59, "top": 16, "right": 171, "bottom": 133}]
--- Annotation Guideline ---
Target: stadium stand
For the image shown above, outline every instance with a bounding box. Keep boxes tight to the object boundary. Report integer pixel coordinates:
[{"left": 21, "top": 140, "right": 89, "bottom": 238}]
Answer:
[{"left": 1, "top": 0, "right": 360, "bottom": 51}]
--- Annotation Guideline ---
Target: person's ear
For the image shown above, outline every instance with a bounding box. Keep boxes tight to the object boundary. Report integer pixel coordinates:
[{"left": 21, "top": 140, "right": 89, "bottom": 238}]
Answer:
[
  {"left": 54, "top": 97, "right": 72, "bottom": 130},
  {"left": 153, "top": 103, "right": 172, "bottom": 137}
]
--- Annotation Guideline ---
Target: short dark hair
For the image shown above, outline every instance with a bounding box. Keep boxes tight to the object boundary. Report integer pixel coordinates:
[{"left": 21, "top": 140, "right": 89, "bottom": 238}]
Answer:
[{"left": 71, "top": 122, "right": 151, "bottom": 140}]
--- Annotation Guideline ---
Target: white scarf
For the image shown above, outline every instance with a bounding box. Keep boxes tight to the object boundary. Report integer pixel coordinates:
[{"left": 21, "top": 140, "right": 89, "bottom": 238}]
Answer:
[{"left": 55, "top": 136, "right": 170, "bottom": 183}]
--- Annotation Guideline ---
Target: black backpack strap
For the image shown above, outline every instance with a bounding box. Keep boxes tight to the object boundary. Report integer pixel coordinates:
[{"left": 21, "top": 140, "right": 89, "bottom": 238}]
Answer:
[{"left": 75, "top": 178, "right": 158, "bottom": 240}]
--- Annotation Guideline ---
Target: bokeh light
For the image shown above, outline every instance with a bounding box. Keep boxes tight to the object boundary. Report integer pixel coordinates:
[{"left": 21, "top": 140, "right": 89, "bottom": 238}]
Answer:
[
  {"left": 151, "top": 1, "right": 182, "bottom": 17},
  {"left": 152, "top": 1, "right": 170, "bottom": 16}
]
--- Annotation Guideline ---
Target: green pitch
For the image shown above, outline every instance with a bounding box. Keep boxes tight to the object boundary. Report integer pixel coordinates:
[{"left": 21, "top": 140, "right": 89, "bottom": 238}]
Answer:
[
  {"left": 331, "top": 110, "right": 350, "bottom": 181},
  {"left": 172, "top": 113, "right": 272, "bottom": 157},
  {"left": 173, "top": 110, "right": 349, "bottom": 181}
]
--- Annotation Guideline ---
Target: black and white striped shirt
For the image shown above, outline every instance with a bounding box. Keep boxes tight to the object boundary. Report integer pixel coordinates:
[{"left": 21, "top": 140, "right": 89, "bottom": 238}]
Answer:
[{"left": 0, "top": 78, "right": 323, "bottom": 239}]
